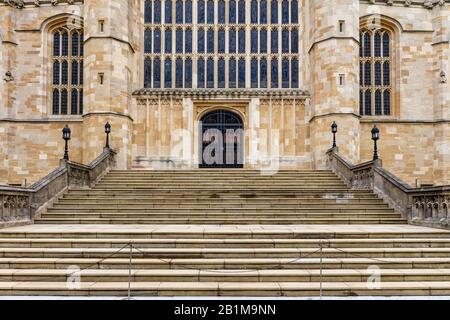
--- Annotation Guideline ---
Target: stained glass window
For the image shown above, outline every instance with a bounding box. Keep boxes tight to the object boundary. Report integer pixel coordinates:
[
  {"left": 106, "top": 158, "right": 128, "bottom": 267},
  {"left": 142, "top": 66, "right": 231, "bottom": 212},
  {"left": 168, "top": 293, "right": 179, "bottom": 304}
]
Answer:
[
  {"left": 282, "top": 0, "right": 289, "bottom": 24},
  {"left": 238, "top": 0, "right": 245, "bottom": 23},
  {"left": 271, "top": 28, "right": 278, "bottom": 53},
  {"left": 207, "top": 58, "right": 214, "bottom": 88},
  {"left": 251, "top": 29, "right": 258, "bottom": 53},
  {"left": 271, "top": 0, "right": 278, "bottom": 23},
  {"left": 291, "top": 0, "right": 298, "bottom": 24},
  {"left": 229, "top": 28, "right": 236, "bottom": 53},
  {"left": 165, "top": 28, "right": 173, "bottom": 53},
  {"left": 271, "top": 58, "right": 278, "bottom": 88},
  {"left": 207, "top": 0, "right": 214, "bottom": 24},
  {"left": 229, "top": 58, "right": 237, "bottom": 88},
  {"left": 218, "top": 58, "right": 225, "bottom": 88},
  {"left": 238, "top": 58, "right": 245, "bottom": 88},
  {"left": 185, "top": 58, "right": 192, "bottom": 88},
  {"left": 260, "top": 0, "right": 267, "bottom": 24},
  {"left": 291, "top": 58, "right": 299, "bottom": 88},
  {"left": 145, "top": 0, "right": 152, "bottom": 23},
  {"left": 229, "top": 0, "right": 236, "bottom": 23},
  {"left": 251, "top": 58, "right": 258, "bottom": 88},
  {"left": 360, "top": 28, "right": 392, "bottom": 116},
  {"left": 218, "top": 28, "right": 225, "bottom": 53},
  {"left": 198, "top": 0, "right": 205, "bottom": 23},
  {"left": 251, "top": 0, "right": 258, "bottom": 24},
  {"left": 260, "top": 28, "right": 267, "bottom": 53},
  {"left": 176, "top": 0, "right": 183, "bottom": 23},
  {"left": 176, "top": 58, "right": 183, "bottom": 88},
  {"left": 143, "top": 0, "right": 302, "bottom": 89},
  {"left": 218, "top": 0, "right": 225, "bottom": 24},
  {"left": 260, "top": 58, "right": 267, "bottom": 88},
  {"left": 52, "top": 26, "right": 83, "bottom": 115},
  {"left": 186, "top": 0, "right": 192, "bottom": 23},
  {"left": 282, "top": 58, "right": 289, "bottom": 88},
  {"left": 165, "top": 0, "right": 172, "bottom": 23},
  {"left": 176, "top": 28, "right": 183, "bottom": 53},
  {"left": 185, "top": 29, "right": 192, "bottom": 53},
  {"left": 198, "top": 58, "right": 205, "bottom": 88},
  {"left": 164, "top": 58, "right": 172, "bottom": 88},
  {"left": 198, "top": 28, "right": 205, "bottom": 53}
]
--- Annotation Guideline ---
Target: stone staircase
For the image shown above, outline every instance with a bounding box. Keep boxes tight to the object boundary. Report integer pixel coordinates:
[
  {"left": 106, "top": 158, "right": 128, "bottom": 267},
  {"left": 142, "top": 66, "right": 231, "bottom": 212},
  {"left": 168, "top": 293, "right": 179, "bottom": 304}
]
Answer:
[
  {"left": 38, "top": 170, "right": 405, "bottom": 225},
  {"left": 0, "top": 169, "right": 450, "bottom": 297}
]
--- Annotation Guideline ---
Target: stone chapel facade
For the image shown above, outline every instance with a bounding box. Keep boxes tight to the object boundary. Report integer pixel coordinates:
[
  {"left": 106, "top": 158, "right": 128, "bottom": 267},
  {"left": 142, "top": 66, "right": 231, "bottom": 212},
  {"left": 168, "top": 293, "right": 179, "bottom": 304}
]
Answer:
[{"left": 0, "top": 0, "right": 449, "bottom": 187}]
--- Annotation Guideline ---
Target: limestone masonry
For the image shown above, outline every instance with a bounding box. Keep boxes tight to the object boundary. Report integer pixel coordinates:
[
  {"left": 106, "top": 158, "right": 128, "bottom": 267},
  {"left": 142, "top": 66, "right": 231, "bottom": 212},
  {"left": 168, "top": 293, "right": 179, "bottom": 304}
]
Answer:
[{"left": 0, "top": 0, "right": 449, "bottom": 187}]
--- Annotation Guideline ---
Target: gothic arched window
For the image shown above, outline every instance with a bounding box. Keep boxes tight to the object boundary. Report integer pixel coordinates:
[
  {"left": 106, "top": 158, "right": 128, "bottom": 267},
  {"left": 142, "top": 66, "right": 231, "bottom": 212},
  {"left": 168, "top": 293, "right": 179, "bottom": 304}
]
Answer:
[
  {"left": 143, "top": 0, "right": 301, "bottom": 89},
  {"left": 218, "top": 0, "right": 225, "bottom": 24},
  {"left": 52, "top": 27, "right": 83, "bottom": 115},
  {"left": 251, "top": 58, "right": 258, "bottom": 88},
  {"left": 260, "top": 58, "right": 267, "bottom": 88},
  {"left": 359, "top": 28, "right": 392, "bottom": 116}
]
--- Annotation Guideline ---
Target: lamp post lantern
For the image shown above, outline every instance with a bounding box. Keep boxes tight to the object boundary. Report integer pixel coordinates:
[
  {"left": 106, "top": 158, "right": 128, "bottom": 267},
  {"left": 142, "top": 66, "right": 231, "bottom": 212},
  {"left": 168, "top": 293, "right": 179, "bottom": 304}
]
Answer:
[
  {"left": 371, "top": 125, "right": 380, "bottom": 160},
  {"left": 62, "top": 124, "right": 71, "bottom": 161},
  {"left": 331, "top": 122, "right": 338, "bottom": 148},
  {"left": 105, "top": 122, "right": 111, "bottom": 149}
]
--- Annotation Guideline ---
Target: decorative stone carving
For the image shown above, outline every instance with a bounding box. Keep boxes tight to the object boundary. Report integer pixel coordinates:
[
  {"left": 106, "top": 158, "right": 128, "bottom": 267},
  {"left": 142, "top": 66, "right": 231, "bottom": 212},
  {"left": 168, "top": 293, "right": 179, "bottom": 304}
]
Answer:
[
  {"left": 424, "top": 0, "right": 446, "bottom": 9},
  {"left": 440, "top": 71, "right": 447, "bottom": 84},
  {"left": 413, "top": 194, "right": 450, "bottom": 223},
  {"left": 351, "top": 168, "right": 374, "bottom": 190},
  {"left": 5, "top": 0, "right": 24, "bottom": 9},
  {"left": 3, "top": 71, "right": 14, "bottom": 82},
  {"left": 134, "top": 88, "right": 310, "bottom": 100}
]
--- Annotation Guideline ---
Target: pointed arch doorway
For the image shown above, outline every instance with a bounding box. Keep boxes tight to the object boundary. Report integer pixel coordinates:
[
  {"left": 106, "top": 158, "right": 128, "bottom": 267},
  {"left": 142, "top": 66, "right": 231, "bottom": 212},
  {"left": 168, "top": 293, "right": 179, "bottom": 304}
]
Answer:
[{"left": 199, "top": 109, "right": 244, "bottom": 168}]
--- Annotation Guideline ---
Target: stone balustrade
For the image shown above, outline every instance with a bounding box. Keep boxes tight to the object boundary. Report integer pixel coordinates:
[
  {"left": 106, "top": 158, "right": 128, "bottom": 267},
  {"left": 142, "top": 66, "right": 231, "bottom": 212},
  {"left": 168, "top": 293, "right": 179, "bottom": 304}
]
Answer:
[
  {"left": 411, "top": 190, "right": 450, "bottom": 227},
  {"left": 0, "top": 148, "right": 116, "bottom": 228},
  {"left": 326, "top": 147, "right": 450, "bottom": 229}
]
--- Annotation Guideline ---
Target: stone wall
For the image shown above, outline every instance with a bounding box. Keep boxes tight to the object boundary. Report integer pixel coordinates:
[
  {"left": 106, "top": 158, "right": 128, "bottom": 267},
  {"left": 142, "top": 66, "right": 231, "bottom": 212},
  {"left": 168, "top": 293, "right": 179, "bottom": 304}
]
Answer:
[
  {"left": 132, "top": 96, "right": 312, "bottom": 170},
  {"left": 0, "top": 121, "right": 83, "bottom": 186},
  {"left": 0, "top": 0, "right": 449, "bottom": 186}
]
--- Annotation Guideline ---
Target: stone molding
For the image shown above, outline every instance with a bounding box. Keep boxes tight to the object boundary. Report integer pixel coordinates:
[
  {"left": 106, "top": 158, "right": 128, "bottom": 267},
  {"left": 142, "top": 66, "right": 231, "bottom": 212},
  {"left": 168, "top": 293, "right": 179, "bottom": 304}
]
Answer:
[
  {"left": 2, "top": 0, "right": 447, "bottom": 9},
  {"left": 133, "top": 88, "right": 310, "bottom": 100},
  {"left": 0, "top": 148, "right": 116, "bottom": 228},
  {"left": 1, "top": 0, "right": 83, "bottom": 8},
  {"left": 326, "top": 147, "right": 450, "bottom": 229}
]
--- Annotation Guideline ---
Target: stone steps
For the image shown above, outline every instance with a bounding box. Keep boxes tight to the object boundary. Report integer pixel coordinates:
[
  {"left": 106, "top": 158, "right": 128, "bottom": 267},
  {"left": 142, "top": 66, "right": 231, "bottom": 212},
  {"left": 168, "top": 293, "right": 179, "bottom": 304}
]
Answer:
[
  {"left": 46, "top": 207, "right": 394, "bottom": 212},
  {"left": 62, "top": 194, "right": 381, "bottom": 200},
  {"left": 2, "top": 281, "right": 450, "bottom": 297},
  {"left": 35, "top": 218, "right": 407, "bottom": 225},
  {"left": 1, "top": 268, "right": 450, "bottom": 283},
  {"left": 2, "top": 169, "right": 450, "bottom": 296},
  {"left": 50, "top": 203, "right": 391, "bottom": 209},
  {"left": 56, "top": 196, "right": 386, "bottom": 207},
  {"left": 2, "top": 227, "right": 449, "bottom": 239},
  {"left": 2, "top": 238, "right": 450, "bottom": 248},
  {"left": 40, "top": 213, "right": 398, "bottom": 219},
  {"left": 3, "top": 247, "right": 450, "bottom": 259},
  {"left": 4, "top": 256, "right": 450, "bottom": 270}
]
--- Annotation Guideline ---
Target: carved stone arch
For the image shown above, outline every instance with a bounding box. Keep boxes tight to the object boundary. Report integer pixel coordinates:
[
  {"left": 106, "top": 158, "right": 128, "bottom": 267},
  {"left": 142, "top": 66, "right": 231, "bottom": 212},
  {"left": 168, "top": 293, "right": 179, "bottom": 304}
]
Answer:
[
  {"left": 40, "top": 13, "right": 84, "bottom": 33},
  {"left": 359, "top": 14, "right": 403, "bottom": 34}
]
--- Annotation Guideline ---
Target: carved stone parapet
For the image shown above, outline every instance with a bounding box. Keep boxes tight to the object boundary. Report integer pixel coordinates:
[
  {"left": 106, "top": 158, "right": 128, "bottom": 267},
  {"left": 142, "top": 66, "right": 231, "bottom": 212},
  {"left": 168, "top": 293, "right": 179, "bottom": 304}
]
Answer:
[
  {"left": 412, "top": 194, "right": 450, "bottom": 222},
  {"left": 0, "top": 148, "right": 116, "bottom": 228},
  {"left": 0, "top": 193, "right": 31, "bottom": 221},
  {"left": 326, "top": 147, "right": 450, "bottom": 228}
]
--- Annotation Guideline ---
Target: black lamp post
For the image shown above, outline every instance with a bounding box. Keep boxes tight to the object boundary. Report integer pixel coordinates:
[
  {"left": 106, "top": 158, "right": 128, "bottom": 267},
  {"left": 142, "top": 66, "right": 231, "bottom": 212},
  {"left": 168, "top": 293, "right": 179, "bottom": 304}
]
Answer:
[
  {"left": 62, "top": 124, "right": 71, "bottom": 161},
  {"left": 371, "top": 124, "right": 380, "bottom": 160},
  {"left": 331, "top": 121, "right": 338, "bottom": 148},
  {"left": 105, "top": 122, "right": 111, "bottom": 149}
]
